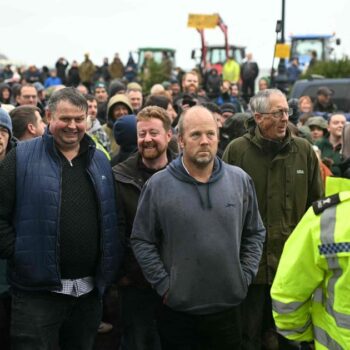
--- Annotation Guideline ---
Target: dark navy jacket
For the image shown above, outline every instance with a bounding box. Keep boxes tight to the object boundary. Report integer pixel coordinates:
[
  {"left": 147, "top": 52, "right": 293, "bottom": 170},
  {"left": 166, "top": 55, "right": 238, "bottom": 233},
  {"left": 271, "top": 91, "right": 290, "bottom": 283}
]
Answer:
[{"left": 9, "top": 132, "right": 123, "bottom": 294}]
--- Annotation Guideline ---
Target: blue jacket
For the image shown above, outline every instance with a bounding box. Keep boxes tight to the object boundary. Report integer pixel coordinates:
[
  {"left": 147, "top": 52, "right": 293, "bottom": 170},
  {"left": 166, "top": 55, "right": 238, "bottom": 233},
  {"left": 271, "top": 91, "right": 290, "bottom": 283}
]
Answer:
[{"left": 9, "top": 132, "right": 123, "bottom": 294}]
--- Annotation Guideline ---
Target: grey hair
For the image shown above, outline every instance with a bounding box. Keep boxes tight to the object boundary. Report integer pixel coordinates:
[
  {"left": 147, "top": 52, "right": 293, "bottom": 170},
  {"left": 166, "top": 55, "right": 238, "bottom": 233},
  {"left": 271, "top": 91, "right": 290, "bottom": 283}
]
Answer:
[
  {"left": 47, "top": 87, "right": 88, "bottom": 114},
  {"left": 249, "top": 89, "right": 285, "bottom": 113},
  {"left": 177, "top": 105, "right": 218, "bottom": 136}
]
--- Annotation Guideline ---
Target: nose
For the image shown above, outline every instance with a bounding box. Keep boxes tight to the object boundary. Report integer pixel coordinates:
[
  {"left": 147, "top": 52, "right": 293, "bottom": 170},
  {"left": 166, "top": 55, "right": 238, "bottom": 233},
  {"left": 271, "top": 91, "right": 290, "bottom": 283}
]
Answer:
[
  {"left": 199, "top": 134, "right": 209, "bottom": 145},
  {"left": 281, "top": 110, "right": 289, "bottom": 120},
  {"left": 66, "top": 119, "right": 77, "bottom": 128},
  {"left": 144, "top": 132, "right": 153, "bottom": 142}
]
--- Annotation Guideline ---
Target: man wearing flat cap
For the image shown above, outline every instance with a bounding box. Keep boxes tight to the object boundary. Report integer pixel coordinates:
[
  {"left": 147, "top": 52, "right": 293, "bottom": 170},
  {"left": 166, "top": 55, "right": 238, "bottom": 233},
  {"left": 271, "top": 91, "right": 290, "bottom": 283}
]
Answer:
[{"left": 313, "top": 86, "right": 337, "bottom": 113}]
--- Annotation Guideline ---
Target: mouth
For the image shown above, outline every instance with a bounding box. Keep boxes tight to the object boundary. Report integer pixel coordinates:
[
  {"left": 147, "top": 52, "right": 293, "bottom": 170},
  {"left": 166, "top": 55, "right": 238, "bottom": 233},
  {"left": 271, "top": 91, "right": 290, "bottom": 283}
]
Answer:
[
  {"left": 143, "top": 143, "right": 156, "bottom": 149},
  {"left": 64, "top": 130, "right": 78, "bottom": 136},
  {"left": 197, "top": 149, "right": 211, "bottom": 155}
]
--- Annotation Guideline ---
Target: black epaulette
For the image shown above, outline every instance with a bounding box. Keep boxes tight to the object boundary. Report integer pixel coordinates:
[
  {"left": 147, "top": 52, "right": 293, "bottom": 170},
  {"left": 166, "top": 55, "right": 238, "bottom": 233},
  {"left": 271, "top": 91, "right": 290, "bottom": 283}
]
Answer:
[{"left": 312, "top": 194, "right": 340, "bottom": 215}]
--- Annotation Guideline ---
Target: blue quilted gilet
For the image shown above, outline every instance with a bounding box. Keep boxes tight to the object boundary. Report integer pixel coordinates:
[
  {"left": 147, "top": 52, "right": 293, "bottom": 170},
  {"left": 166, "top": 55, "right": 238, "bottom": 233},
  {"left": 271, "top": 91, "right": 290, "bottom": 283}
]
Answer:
[{"left": 9, "top": 132, "right": 123, "bottom": 294}]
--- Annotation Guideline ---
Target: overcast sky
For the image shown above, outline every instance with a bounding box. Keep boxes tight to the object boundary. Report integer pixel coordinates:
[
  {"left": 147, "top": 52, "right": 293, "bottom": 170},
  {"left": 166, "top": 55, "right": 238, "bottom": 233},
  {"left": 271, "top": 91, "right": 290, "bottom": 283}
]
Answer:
[{"left": 2, "top": 0, "right": 349, "bottom": 70}]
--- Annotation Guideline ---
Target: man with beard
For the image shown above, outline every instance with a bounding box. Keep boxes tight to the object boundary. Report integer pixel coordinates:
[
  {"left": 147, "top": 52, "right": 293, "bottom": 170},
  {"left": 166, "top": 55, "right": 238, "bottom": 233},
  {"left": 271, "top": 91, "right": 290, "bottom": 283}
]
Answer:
[
  {"left": 173, "top": 71, "right": 208, "bottom": 114},
  {"left": 113, "top": 106, "right": 177, "bottom": 350},
  {"left": 131, "top": 106, "right": 265, "bottom": 350},
  {"left": 223, "top": 89, "right": 323, "bottom": 349}
]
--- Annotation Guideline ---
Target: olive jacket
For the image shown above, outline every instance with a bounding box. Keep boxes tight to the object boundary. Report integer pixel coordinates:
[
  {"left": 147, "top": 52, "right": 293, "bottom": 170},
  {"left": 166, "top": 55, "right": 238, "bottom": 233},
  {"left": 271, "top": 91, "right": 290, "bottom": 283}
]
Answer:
[{"left": 223, "top": 127, "right": 323, "bottom": 284}]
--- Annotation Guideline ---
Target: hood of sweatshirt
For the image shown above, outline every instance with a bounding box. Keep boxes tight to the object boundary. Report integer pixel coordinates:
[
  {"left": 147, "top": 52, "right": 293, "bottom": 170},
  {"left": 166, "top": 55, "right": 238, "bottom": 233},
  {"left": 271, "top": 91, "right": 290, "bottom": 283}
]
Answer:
[
  {"left": 167, "top": 155, "right": 224, "bottom": 209},
  {"left": 113, "top": 114, "right": 137, "bottom": 150},
  {"left": 106, "top": 94, "right": 133, "bottom": 128}
]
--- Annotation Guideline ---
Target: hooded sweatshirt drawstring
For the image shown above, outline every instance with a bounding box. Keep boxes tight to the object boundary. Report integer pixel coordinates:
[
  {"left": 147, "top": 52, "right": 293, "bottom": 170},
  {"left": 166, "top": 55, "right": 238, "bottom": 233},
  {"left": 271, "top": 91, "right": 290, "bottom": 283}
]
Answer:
[{"left": 169, "top": 155, "right": 223, "bottom": 210}]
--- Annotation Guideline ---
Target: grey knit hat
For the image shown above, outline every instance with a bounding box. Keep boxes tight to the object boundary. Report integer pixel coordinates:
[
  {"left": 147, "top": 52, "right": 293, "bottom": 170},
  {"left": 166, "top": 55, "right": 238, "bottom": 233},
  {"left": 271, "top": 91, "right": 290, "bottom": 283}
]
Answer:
[{"left": 0, "top": 107, "right": 12, "bottom": 138}]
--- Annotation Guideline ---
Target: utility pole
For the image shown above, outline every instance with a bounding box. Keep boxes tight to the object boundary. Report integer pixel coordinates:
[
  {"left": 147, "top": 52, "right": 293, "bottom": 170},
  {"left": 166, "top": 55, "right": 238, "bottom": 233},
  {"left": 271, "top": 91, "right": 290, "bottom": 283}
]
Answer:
[{"left": 274, "top": 0, "right": 289, "bottom": 93}]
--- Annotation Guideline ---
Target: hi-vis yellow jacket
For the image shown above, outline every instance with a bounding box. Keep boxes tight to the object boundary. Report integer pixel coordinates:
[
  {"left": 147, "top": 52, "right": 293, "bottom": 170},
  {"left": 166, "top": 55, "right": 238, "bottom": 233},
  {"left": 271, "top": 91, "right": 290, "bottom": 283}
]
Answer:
[{"left": 271, "top": 177, "right": 350, "bottom": 350}]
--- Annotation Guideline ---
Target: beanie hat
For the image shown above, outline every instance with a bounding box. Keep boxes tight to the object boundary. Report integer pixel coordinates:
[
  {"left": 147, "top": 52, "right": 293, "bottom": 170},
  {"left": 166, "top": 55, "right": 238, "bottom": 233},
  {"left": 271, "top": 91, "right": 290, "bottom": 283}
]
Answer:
[
  {"left": 94, "top": 81, "right": 107, "bottom": 91},
  {"left": 0, "top": 107, "right": 13, "bottom": 138},
  {"left": 33, "top": 82, "right": 45, "bottom": 92},
  {"left": 109, "top": 79, "right": 126, "bottom": 96},
  {"left": 220, "top": 103, "right": 236, "bottom": 115}
]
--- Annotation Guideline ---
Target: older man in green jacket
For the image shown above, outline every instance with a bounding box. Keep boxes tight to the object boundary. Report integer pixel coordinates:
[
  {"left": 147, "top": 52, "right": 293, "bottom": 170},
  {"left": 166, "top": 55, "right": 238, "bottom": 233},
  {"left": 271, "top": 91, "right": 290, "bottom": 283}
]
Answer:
[{"left": 223, "top": 89, "right": 323, "bottom": 350}]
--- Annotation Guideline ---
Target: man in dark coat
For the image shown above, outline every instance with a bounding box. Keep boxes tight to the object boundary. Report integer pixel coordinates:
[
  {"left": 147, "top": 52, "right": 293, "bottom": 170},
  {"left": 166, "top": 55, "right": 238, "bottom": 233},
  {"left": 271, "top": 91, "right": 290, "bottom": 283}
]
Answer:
[
  {"left": 223, "top": 89, "right": 323, "bottom": 349},
  {"left": 0, "top": 88, "right": 123, "bottom": 350},
  {"left": 241, "top": 53, "right": 259, "bottom": 103},
  {"left": 113, "top": 106, "right": 176, "bottom": 350}
]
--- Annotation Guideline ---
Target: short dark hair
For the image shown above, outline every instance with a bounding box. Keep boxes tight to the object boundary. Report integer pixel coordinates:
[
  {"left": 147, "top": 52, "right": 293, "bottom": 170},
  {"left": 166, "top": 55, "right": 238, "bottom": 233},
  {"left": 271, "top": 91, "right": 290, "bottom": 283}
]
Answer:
[
  {"left": 84, "top": 94, "right": 97, "bottom": 103},
  {"left": 48, "top": 87, "right": 88, "bottom": 114},
  {"left": 137, "top": 105, "right": 171, "bottom": 132},
  {"left": 202, "top": 102, "right": 221, "bottom": 115},
  {"left": 328, "top": 112, "right": 346, "bottom": 124},
  {"left": 18, "top": 83, "right": 37, "bottom": 96},
  {"left": 10, "top": 105, "right": 41, "bottom": 139},
  {"left": 144, "top": 95, "right": 170, "bottom": 110}
]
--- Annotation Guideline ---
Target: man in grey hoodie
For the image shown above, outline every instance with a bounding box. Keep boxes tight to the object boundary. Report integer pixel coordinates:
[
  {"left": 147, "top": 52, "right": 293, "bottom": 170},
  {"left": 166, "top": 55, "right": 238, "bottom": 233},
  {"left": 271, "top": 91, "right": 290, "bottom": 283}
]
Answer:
[{"left": 131, "top": 105, "right": 265, "bottom": 349}]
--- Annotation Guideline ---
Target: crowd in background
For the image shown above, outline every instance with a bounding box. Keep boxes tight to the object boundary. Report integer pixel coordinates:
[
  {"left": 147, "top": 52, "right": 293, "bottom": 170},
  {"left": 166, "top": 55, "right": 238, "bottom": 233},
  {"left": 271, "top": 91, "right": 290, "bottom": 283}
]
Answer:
[{"left": 1, "top": 51, "right": 350, "bottom": 350}]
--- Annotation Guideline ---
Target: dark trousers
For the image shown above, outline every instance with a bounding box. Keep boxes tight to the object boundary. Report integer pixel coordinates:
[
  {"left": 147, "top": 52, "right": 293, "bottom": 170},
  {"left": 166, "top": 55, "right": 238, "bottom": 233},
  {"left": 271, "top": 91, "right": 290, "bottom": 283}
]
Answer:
[
  {"left": 156, "top": 304, "right": 242, "bottom": 350},
  {"left": 0, "top": 292, "right": 11, "bottom": 350},
  {"left": 242, "top": 79, "right": 255, "bottom": 103},
  {"left": 241, "top": 284, "right": 299, "bottom": 350},
  {"left": 11, "top": 289, "right": 102, "bottom": 350},
  {"left": 119, "top": 286, "right": 161, "bottom": 350}
]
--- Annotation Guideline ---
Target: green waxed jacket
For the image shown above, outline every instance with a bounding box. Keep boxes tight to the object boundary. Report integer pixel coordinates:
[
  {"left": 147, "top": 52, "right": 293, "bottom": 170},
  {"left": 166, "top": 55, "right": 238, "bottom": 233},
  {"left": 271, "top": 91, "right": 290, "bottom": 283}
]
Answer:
[{"left": 223, "top": 127, "right": 323, "bottom": 284}]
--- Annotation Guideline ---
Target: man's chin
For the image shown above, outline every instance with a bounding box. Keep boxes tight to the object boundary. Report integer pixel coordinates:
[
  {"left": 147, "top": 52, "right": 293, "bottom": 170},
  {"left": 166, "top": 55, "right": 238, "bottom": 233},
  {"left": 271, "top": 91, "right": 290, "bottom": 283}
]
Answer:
[{"left": 142, "top": 149, "right": 160, "bottom": 160}]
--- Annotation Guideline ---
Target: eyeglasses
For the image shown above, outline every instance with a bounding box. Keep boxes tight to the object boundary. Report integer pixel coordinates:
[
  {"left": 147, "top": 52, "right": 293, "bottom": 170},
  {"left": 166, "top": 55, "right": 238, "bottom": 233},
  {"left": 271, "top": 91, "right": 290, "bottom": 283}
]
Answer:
[{"left": 259, "top": 108, "right": 293, "bottom": 119}]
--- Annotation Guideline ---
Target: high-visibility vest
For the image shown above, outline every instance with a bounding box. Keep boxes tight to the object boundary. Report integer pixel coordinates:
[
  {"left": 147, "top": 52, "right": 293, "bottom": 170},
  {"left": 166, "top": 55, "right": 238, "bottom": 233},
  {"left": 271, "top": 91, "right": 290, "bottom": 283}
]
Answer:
[{"left": 271, "top": 177, "right": 350, "bottom": 350}]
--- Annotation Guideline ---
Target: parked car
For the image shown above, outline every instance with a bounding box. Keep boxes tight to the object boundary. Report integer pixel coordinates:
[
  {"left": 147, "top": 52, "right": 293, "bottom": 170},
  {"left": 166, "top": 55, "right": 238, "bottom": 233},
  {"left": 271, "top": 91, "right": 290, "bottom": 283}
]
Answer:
[{"left": 290, "top": 78, "right": 350, "bottom": 113}]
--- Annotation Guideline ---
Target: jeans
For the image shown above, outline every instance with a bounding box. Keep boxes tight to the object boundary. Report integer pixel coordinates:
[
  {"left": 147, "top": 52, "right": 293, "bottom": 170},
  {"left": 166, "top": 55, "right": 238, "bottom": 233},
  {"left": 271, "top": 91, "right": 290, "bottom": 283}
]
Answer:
[
  {"left": 119, "top": 286, "right": 161, "bottom": 350},
  {"left": 156, "top": 304, "right": 242, "bottom": 350},
  {"left": 11, "top": 288, "right": 102, "bottom": 350}
]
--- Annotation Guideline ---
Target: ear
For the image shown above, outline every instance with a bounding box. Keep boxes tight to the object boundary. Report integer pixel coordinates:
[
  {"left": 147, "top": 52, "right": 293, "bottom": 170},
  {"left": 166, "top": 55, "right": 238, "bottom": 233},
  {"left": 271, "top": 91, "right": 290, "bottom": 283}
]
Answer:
[
  {"left": 46, "top": 109, "right": 52, "bottom": 123},
  {"left": 166, "top": 128, "right": 172, "bottom": 142},
  {"left": 178, "top": 134, "right": 184, "bottom": 149},
  {"left": 27, "top": 123, "right": 36, "bottom": 135},
  {"left": 254, "top": 112, "right": 263, "bottom": 125}
]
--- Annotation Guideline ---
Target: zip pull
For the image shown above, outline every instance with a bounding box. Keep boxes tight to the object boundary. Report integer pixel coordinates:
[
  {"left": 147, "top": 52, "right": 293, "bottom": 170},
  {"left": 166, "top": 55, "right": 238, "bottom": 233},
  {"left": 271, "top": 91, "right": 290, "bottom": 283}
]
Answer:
[{"left": 68, "top": 160, "right": 73, "bottom": 167}]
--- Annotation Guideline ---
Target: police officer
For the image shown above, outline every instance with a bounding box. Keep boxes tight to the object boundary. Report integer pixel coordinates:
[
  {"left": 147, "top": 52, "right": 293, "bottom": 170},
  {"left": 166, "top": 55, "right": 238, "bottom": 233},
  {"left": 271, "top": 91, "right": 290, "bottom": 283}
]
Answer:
[{"left": 271, "top": 176, "right": 350, "bottom": 349}]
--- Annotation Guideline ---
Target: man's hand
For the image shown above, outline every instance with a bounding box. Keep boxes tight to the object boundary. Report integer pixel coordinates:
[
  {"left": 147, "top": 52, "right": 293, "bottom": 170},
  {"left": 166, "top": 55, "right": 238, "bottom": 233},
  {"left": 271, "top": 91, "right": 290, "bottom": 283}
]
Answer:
[{"left": 162, "top": 290, "right": 169, "bottom": 304}]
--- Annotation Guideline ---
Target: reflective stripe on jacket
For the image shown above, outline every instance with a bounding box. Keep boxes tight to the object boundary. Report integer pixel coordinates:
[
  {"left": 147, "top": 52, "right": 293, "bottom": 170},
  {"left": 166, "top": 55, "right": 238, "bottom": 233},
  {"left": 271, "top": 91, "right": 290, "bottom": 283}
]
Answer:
[{"left": 271, "top": 178, "right": 350, "bottom": 349}]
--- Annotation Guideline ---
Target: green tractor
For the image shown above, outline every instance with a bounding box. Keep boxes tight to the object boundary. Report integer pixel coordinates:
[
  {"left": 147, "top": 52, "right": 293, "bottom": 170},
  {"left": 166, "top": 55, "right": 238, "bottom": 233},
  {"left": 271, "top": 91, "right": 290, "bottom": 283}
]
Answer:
[{"left": 135, "top": 47, "right": 176, "bottom": 92}]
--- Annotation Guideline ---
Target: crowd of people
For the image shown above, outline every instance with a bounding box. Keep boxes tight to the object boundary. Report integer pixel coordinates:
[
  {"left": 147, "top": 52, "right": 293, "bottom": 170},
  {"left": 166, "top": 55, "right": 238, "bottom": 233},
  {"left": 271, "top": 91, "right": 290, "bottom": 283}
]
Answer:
[{"left": 0, "top": 52, "right": 350, "bottom": 350}]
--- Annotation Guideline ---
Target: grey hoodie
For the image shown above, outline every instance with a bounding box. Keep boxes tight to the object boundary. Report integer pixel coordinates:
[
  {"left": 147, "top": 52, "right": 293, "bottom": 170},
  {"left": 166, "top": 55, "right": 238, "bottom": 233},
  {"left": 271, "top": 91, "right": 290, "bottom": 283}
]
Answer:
[{"left": 131, "top": 156, "right": 265, "bottom": 315}]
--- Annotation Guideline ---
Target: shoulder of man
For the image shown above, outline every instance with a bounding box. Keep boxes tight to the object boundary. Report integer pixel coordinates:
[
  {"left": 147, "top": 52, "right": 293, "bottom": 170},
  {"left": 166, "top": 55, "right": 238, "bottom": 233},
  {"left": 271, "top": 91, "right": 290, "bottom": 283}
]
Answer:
[
  {"left": 312, "top": 193, "right": 342, "bottom": 215},
  {"left": 291, "top": 134, "right": 312, "bottom": 146},
  {"left": 224, "top": 134, "right": 252, "bottom": 153},
  {"left": 112, "top": 152, "right": 140, "bottom": 181}
]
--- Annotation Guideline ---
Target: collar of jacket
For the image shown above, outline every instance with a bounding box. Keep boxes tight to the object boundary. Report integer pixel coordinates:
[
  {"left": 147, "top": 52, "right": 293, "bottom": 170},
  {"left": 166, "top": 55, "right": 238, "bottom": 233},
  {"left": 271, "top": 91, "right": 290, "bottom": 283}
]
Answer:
[
  {"left": 43, "top": 126, "right": 96, "bottom": 163},
  {"left": 112, "top": 149, "right": 177, "bottom": 189},
  {"left": 245, "top": 126, "right": 295, "bottom": 156}
]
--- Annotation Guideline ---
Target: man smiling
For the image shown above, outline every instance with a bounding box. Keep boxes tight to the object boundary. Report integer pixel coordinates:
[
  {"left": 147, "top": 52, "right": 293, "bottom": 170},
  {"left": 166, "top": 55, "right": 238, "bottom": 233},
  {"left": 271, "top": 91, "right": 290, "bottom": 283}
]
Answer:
[
  {"left": 113, "top": 106, "right": 176, "bottom": 350},
  {"left": 0, "top": 87, "right": 123, "bottom": 350}
]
